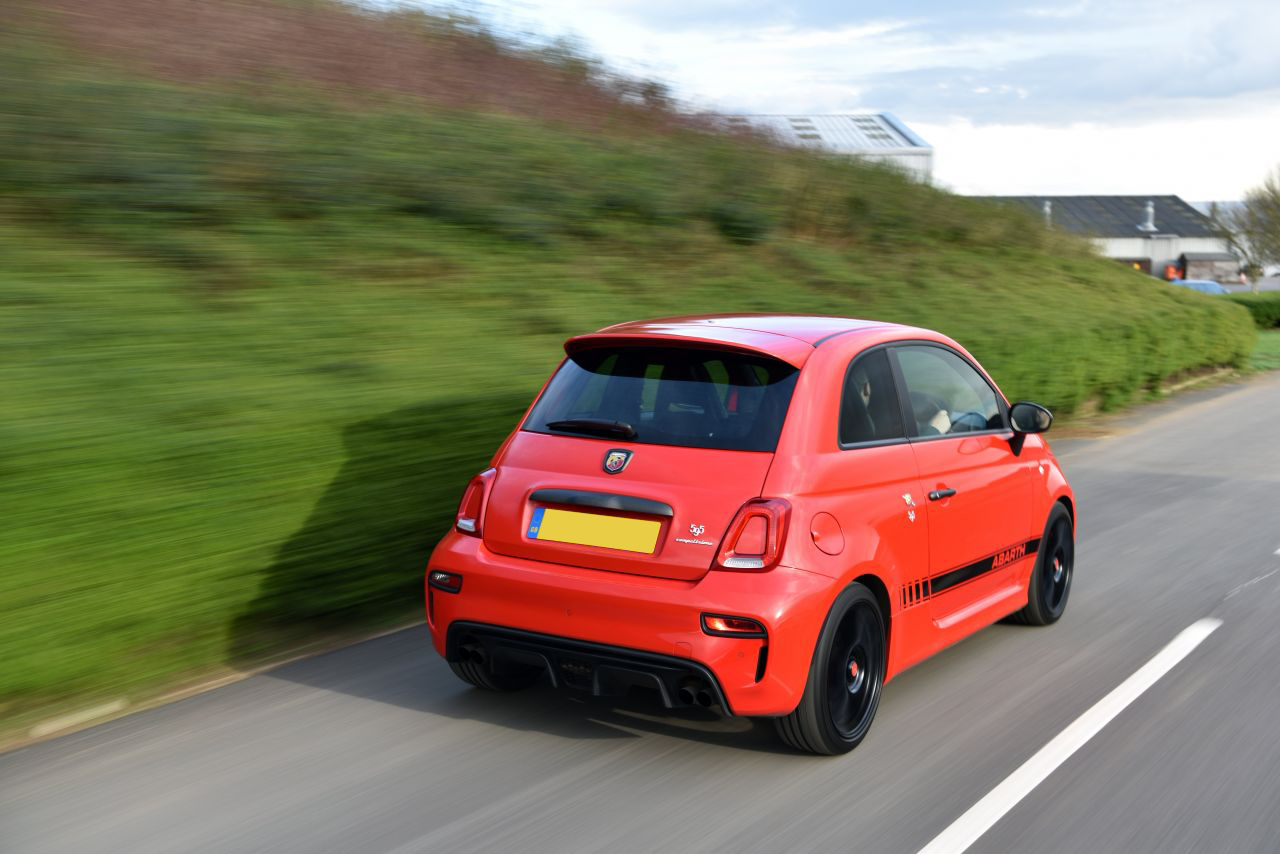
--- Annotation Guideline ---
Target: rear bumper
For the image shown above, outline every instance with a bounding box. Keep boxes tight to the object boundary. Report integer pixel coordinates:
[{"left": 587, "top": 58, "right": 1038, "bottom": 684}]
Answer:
[
  {"left": 447, "top": 622, "right": 730, "bottom": 709},
  {"left": 426, "top": 531, "right": 837, "bottom": 716}
]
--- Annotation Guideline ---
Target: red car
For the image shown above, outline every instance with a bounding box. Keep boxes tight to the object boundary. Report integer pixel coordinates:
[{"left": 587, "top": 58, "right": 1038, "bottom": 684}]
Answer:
[{"left": 426, "top": 316, "right": 1075, "bottom": 754}]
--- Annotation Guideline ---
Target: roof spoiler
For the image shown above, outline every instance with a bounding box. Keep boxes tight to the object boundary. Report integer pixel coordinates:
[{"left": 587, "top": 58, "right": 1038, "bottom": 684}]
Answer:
[{"left": 565, "top": 330, "right": 812, "bottom": 368}]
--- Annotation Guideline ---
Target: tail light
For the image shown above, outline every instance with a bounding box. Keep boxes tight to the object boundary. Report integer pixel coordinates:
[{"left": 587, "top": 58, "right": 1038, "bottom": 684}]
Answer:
[
  {"left": 701, "top": 614, "right": 767, "bottom": 638},
  {"left": 428, "top": 570, "right": 463, "bottom": 593},
  {"left": 715, "top": 498, "right": 790, "bottom": 571},
  {"left": 455, "top": 468, "right": 496, "bottom": 536}
]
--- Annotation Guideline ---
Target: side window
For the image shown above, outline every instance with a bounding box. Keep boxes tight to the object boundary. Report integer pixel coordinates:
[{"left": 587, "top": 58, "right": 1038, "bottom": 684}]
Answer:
[
  {"left": 839, "top": 349, "right": 905, "bottom": 445},
  {"left": 895, "top": 346, "right": 1004, "bottom": 436}
]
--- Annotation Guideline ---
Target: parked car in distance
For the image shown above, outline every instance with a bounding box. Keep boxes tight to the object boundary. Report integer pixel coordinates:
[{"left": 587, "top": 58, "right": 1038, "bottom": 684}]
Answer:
[
  {"left": 425, "top": 315, "right": 1076, "bottom": 754},
  {"left": 1170, "top": 278, "right": 1229, "bottom": 295}
]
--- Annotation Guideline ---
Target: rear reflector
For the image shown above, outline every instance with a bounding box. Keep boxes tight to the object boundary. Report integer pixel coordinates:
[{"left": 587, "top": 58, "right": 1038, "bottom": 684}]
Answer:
[
  {"left": 720, "top": 556, "right": 766, "bottom": 569},
  {"left": 428, "top": 571, "right": 463, "bottom": 593},
  {"left": 701, "top": 614, "right": 767, "bottom": 638}
]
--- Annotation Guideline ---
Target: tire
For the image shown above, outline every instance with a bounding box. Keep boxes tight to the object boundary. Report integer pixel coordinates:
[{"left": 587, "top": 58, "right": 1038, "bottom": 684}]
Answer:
[
  {"left": 774, "top": 583, "right": 886, "bottom": 755},
  {"left": 449, "top": 650, "right": 542, "bottom": 692},
  {"left": 1009, "top": 504, "right": 1074, "bottom": 626}
]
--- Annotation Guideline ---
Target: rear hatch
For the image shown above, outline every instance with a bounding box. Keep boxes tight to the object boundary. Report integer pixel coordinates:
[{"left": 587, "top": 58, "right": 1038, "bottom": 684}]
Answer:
[{"left": 482, "top": 344, "right": 799, "bottom": 581}]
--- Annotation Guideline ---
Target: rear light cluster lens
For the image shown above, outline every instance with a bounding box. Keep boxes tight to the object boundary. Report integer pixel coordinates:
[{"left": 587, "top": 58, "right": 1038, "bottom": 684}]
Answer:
[
  {"left": 701, "top": 614, "right": 767, "bottom": 638},
  {"left": 456, "top": 468, "right": 496, "bottom": 536},
  {"left": 715, "top": 498, "right": 790, "bottom": 572},
  {"left": 428, "top": 570, "right": 463, "bottom": 593}
]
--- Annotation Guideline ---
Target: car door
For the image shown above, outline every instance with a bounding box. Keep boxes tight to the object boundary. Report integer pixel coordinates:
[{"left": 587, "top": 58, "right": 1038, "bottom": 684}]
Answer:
[
  {"left": 890, "top": 344, "right": 1034, "bottom": 632},
  {"left": 807, "top": 346, "right": 934, "bottom": 668}
]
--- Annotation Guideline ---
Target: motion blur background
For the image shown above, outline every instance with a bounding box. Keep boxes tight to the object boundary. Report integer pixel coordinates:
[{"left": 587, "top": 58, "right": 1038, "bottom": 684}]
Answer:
[{"left": 1, "top": 0, "right": 1274, "bottom": 738}]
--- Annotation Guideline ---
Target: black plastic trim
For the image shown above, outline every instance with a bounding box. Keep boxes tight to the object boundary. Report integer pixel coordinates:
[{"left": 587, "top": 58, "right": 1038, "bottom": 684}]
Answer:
[
  {"left": 446, "top": 622, "right": 731, "bottom": 711},
  {"left": 813, "top": 328, "right": 860, "bottom": 348},
  {"left": 837, "top": 436, "right": 913, "bottom": 450},
  {"left": 908, "top": 429, "right": 1015, "bottom": 444},
  {"left": 529, "top": 488, "right": 674, "bottom": 518}
]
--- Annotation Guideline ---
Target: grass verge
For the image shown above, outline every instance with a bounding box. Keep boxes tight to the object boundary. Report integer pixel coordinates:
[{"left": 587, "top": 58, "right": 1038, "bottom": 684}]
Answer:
[{"left": 1249, "top": 330, "right": 1280, "bottom": 372}]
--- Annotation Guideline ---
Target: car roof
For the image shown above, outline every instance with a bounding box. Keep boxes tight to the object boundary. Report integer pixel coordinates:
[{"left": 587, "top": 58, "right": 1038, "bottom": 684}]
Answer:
[
  {"left": 566, "top": 315, "right": 924, "bottom": 368},
  {"left": 596, "top": 315, "right": 904, "bottom": 345}
]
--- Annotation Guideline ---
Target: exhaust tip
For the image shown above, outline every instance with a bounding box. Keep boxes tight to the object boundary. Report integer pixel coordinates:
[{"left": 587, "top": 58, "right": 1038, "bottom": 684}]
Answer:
[
  {"left": 696, "top": 689, "right": 713, "bottom": 708},
  {"left": 677, "top": 687, "right": 696, "bottom": 706}
]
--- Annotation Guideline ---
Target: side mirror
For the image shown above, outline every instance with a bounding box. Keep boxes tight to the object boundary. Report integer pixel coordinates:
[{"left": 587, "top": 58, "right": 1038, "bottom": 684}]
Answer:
[{"left": 1010, "top": 401, "right": 1053, "bottom": 434}]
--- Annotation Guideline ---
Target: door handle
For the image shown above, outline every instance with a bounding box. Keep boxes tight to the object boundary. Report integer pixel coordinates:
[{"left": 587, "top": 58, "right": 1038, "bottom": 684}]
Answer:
[{"left": 928, "top": 488, "right": 957, "bottom": 501}]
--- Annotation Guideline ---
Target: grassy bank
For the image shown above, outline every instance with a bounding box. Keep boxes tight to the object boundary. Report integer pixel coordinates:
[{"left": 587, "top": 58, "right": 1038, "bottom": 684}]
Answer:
[{"left": 0, "top": 3, "right": 1257, "bottom": 725}]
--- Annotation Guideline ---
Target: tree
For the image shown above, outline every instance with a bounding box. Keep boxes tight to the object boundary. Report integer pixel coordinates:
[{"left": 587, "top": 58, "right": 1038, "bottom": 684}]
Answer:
[{"left": 1212, "top": 167, "right": 1280, "bottom": 291}]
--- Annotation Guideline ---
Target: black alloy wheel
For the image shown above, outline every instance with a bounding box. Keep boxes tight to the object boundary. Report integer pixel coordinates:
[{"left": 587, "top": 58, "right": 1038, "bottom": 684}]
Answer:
[
  {"left": 1010, "top": 504, "right": 1074, "bottom": 626},
  {"left": 775, "top": 583, "right": 886, "bottom": 755},
  {"left": 826, "top": 600, "right": 884, "bottom": 741}
]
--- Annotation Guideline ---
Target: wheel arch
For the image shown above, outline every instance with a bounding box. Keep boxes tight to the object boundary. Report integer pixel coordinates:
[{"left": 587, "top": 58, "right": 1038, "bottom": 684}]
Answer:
[
  {"left": 850, "top": 572, "right": 891, "bottom": 655},
  {"left": 1052, "top": 493, "right": 1076, "bottom": 542},
  {"left": 1055, "top": 494, "right": 1074, "bottom": 524}
]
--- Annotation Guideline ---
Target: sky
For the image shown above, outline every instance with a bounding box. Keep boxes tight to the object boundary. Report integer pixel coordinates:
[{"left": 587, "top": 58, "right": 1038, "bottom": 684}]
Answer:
[{"left": 466, "top": 0, "right": 1280, "bottom": 198}]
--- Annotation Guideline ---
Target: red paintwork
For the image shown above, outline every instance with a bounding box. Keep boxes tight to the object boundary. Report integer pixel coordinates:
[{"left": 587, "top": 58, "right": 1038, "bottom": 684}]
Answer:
[
  {"left": 426, "top": 315, "right": 1076, "bottom": 717},
  {"left": 483, "top": 432, "right": 773, "bottom": 581}
]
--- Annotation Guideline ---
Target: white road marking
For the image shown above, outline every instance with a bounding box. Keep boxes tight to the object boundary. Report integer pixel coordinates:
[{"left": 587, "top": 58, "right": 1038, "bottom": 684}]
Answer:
[
  {"left": 1274, "top": 547, "right": 1280, "bottom": 556},
  {"left": 1225, "top": 569, "right": 1280, "bottom": 600},
  {"left": 917, "top": 617, "right": 1222, "bottom": 854}
]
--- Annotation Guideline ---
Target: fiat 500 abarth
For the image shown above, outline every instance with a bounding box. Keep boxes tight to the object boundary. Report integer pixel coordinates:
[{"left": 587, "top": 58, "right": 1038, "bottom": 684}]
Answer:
[{"left": 426, "top": 315, "right": 1075, "bottom": 754}]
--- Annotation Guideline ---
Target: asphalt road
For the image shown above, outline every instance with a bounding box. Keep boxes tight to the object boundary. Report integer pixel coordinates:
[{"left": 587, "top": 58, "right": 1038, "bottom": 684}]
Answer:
[{"left": 5, "top": 374, "right": 1280, "bottom": 853}]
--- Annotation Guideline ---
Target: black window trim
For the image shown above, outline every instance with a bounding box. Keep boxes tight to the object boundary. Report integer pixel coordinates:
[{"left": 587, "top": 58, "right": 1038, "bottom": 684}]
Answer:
[{"left": 838, "top": 340, "right": 1010, "bottom": 450}]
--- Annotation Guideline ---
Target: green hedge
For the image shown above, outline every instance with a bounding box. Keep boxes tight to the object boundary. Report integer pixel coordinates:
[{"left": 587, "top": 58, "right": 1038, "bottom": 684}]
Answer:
[{"left": 1225, "top": 293, "right": 1280, "bottom": 328}]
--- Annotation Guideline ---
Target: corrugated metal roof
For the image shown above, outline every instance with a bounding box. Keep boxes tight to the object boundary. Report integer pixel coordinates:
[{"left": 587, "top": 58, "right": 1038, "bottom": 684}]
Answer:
[
  {"left": 713, "top": 113, "right": 930, "bottom": 153},
  {"left": 979, "top": 195, "right": 1220, "bottom": 238}
]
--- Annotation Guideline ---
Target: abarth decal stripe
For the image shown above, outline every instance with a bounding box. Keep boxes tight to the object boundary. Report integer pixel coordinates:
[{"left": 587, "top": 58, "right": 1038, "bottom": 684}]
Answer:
[{"left": 927, "top": 537, "right": 1041, "bottom": 596}]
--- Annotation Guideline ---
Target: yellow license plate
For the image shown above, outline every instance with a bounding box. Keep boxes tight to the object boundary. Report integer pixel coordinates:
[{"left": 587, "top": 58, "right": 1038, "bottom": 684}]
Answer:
[{"left": 527, "top": 507, "right": 660, "bottom": 554}]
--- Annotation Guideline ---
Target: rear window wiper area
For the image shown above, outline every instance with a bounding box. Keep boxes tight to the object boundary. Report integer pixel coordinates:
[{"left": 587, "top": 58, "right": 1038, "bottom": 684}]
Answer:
[{"left": 544, "top": 418, "right": 638, "bottom": 440}]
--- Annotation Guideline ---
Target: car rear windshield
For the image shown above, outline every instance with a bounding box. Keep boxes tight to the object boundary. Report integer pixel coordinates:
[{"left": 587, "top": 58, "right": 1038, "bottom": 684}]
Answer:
[{"left": 524, "top": 346, "right": 799, "bottom": 452}]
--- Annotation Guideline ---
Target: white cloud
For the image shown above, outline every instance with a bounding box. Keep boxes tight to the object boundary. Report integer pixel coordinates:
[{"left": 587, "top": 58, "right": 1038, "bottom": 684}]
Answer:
[
  {"left": 1023, "top": 1, "right": 1092, "bottom": 19},
  {"left": 917, "top": 98, "right": 1280, "bottom": 198},
  {"left": 470, "top": 0, "right": 1280, "bottom": 197}
]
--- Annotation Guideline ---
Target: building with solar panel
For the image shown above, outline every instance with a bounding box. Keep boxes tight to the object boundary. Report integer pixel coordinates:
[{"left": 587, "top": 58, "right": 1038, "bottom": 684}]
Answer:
[{"left": 713, "top": 114, "right": 933, "bottom": 181}]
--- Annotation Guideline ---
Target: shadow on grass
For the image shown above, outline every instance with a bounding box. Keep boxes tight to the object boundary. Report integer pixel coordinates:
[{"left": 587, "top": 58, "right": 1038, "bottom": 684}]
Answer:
[{"left": 228, "top": 394, "right": 530, "bottom": 667}]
